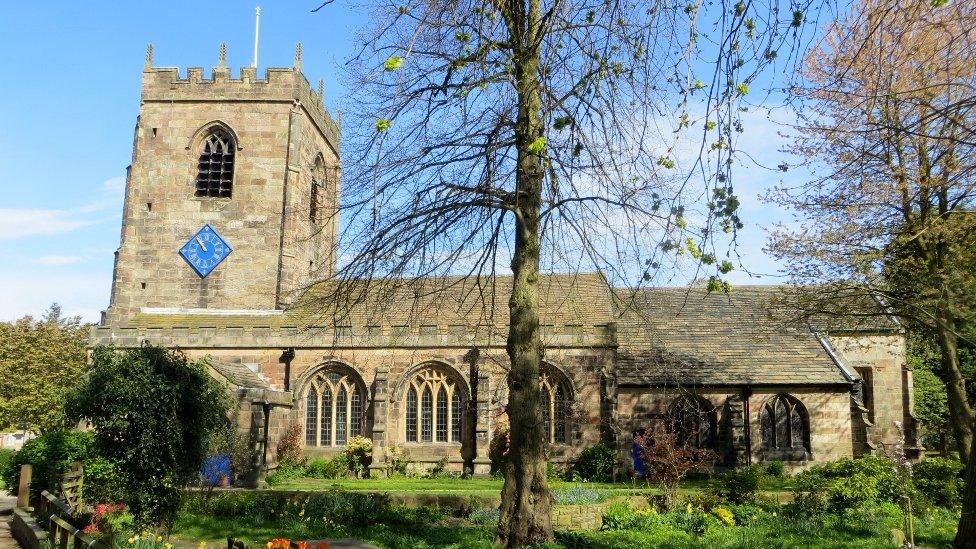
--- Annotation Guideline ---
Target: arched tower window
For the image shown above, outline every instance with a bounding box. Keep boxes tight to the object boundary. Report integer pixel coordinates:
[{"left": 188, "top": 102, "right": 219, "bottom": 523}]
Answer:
[
  {"left": 303, "top": 365, "right": 367, "bottom": 447},
  {"left": 403, "top": 365, "right": 467, "bottom": 443},
  {"left": 667, "top": 394, "right": 717, "bottom": 449},
  {"left": 195, "top": 130, "right": 235, "bottom": 198},
  {"left": 760, "top": 394, "right": 810, "bottom": 460}
]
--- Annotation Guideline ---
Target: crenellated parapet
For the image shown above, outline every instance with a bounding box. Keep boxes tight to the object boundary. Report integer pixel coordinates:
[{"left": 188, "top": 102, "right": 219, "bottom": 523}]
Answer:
[{"left": 140, "top": 43, "right": 340, "bottom": 153}]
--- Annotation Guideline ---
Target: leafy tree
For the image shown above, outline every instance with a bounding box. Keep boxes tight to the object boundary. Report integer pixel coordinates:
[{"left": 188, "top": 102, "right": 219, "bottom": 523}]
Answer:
[
  {"left": 767, "top": 0, "right": 976, "bottom": 544},
  {"left": 910, "top": 335, "right": 976, "bottom": 457},
  {"left": 68, "top": 345, "right": 229, "bottom": 528},
  {"left": 0, "top": 303, "right": 88, "bottom": 432},
  {"left": 310, "top": 0, "right": 830, "bottom": 544}
]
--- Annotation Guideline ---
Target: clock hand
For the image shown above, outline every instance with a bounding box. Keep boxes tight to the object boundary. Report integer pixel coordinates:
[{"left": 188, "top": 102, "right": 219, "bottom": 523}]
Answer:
[{"left": 196, "top": 237, "right": 207, "bottom": 252}]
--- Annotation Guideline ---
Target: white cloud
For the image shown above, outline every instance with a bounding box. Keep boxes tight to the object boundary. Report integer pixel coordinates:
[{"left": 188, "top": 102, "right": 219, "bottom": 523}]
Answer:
[
  {"left": 0, "top": 175, "right": 126, "bottom": 240},
  {"left": 102, "top": 176, "right": 126, "bottom": 195},
  {"left": 0, "top": 208, "right": 96, "bottom": 239},
  {"left": 0, "top": 271, "right": 109, "bottom": 323},
  {"left": 33, "top": 255, "right": 84, "bottom": 266}
]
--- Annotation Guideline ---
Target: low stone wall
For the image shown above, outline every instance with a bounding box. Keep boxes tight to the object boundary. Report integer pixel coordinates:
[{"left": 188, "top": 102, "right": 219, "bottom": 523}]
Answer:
[
  {"left": 552, "top": 496, "right": 648, "bottom": 532},
  {"left": 10, "top": 508, "right": 46, "bottom": 549}
]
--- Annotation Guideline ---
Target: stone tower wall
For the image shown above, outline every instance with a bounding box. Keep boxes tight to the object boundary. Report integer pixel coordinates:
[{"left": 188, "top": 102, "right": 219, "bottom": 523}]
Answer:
[{"left": 105, "top": 55, "right": 339, "bottom": 323}]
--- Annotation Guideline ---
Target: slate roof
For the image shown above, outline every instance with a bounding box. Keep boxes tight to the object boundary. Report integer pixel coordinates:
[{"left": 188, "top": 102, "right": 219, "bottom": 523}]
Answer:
[
  {"left": 132, "top": 272, "right": 616, "bottom": 332},
  {"left": 612, "top": 286, "right": 856, "bottom": 387},
  {"left": 207, "top": 359, "right": 271, "bottom": 389}
]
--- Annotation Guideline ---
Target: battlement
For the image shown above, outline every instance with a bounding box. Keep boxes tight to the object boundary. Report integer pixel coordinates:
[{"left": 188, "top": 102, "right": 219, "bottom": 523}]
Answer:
[{"left": 141, "top": 44, "right": 340, "bottom": 152}]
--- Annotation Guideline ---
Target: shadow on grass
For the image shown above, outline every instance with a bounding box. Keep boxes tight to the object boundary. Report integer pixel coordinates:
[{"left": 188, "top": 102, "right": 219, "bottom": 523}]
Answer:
[{"left": 172, "top": 513, "right": 497, "bottom": 549}]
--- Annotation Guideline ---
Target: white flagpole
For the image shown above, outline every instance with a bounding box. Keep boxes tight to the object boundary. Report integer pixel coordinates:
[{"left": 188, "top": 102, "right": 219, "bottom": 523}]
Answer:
[{"left": 252, "top": 6, "right": 261, "bottom": 68}]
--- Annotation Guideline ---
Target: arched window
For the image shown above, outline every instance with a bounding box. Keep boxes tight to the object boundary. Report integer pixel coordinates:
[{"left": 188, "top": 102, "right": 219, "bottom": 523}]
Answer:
[
  {"left": 195, "top": 130, "right": 235, "bottom": 198},
  {"left": 760, "top": 394, "right": 810, "bottom": 460},
  {"left": 539, "top": 364, "right": 573, "bottom": 445},
  {"left": 403, "top": 365, "right": 467, "bottom": 443},
  {"left": 310, "top": 157, "right": 324, "bottom": 223},
  {"left": 303, "top": 366, "right": 367, "bottom": 447},
  {"left": 667, "top": 394, "right": 717, "bottom": 449}
]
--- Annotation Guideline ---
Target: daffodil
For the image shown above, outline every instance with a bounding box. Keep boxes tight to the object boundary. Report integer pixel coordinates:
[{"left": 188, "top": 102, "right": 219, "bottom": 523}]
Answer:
[{"left": 127, "top": 538, "right": 135, "bottom": 545}]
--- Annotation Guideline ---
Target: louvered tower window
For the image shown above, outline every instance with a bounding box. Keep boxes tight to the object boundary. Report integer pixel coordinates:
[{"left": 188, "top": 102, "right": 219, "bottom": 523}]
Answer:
[{"left": 195, "top": 130, "right": 235, "bottom": 198}]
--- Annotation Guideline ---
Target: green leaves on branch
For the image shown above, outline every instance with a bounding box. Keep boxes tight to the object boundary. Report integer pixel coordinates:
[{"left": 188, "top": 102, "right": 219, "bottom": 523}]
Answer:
[
  {"left": 375, "top": 118, "right": 392, "bottom": 132},
  {"left": 527, "top": 136, "right": 548, "bottom": 155},
  {"left": 383, "top": 56, "right": 404, "bottom": 71},
  {"left": 707, "top": 276, "right": 732, "bottom": 294},
  {"left": 657, "top": 156, "right": 676, "bottom": 169},
  {"left": 554, "top": 116, "right": 573, "bottom": 130}
]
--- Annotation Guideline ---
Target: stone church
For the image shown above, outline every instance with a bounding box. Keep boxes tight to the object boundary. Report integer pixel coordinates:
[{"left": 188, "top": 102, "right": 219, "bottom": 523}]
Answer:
[{"left": 91, "top": 47, "right": 917, "bottom": 480}]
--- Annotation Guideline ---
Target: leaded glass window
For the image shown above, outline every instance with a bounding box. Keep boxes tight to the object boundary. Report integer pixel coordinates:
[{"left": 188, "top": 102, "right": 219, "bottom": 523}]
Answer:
[
  {"left": 667, "top": 395, "right": 717, "bottom": 449},
  {"left": 760, "top": 394, "right": 810, "bottom": 459},
  {"left": 195, "top": 130, "right": 235, "bottom": 198},
  {"left": 303, "top": 365, "right": 367, "bottom": 447},
  {"left": 403, "top": 365, "right": 467, "bottom": 444}
]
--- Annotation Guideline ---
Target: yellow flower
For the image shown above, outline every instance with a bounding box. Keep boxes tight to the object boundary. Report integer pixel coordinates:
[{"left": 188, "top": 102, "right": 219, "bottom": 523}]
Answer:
[
  {"left": 157, "top": 536, "right": 163, "bottom": 542},
  {"left": 165, "top": 544, "right": 174, "bottom": 549},
  {"left": 128, "top": 538, "right": 135, "bottom": 545},
  {"left": 772, "top": 512, "right": 777, "bottom": 517},
  {"left": 199, "top": 542, "right": 207, "bottom": 549},
  {"left": 686, "top": 503, "right": 693, "bottom": 514}
]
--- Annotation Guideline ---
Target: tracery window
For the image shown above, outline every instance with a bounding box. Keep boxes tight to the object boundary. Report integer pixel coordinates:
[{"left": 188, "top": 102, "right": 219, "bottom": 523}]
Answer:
[
  {"left": 195, "top": 130, "right": 235, "bottom": 198},
  {"left": 403, "top": 366, "right": 466, "bottom": 443},
  {"left": 760, "top": 394, "right": 810, "bottom": 460},
  {"left": 539, "top": 365, "right": 573, "bottom": 445},
  {"left": 667, "top": 394, "right": 717, "bottom": 448},
  {"left": 303, "top": 366, "right": 367, "bottom": 447}
]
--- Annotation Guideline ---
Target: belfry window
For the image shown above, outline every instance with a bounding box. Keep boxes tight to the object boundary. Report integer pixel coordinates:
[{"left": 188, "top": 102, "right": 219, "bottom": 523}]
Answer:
[
  {"left": 760, "top": 394, "right": 810, "bottom": 460},
  {"left": 403, "top": 365, "right": 466, "bottom": 443},
  {"left": 303, "top": 365, "right": 367, "bottom": 447},
  {"left": 195, "top": 130, "right": 235, "bottom": 198}
]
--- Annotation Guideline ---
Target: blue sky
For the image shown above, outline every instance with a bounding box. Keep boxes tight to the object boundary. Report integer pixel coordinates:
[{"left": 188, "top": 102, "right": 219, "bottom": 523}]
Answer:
[{"left": 0, "top": 1, "right": 796, "bottom": 323}]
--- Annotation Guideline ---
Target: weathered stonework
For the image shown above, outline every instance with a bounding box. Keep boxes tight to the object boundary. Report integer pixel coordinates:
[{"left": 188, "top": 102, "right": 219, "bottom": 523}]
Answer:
[{"left": 92, "top": 51, "right": 917, "bottom": 481}]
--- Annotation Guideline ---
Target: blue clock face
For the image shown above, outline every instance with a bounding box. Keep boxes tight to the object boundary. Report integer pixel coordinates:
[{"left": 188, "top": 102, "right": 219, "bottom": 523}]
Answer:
[{"left": 179, "top": 224, "right": 232, "bottom": 278}]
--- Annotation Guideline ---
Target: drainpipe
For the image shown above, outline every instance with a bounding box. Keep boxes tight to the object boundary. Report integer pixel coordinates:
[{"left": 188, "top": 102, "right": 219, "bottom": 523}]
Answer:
[
  {"left": 742, "top": 385, "right": 753, "bottom": 465},
  {"left": 280, "top": 347, "right": 295, "bottom": 391}
]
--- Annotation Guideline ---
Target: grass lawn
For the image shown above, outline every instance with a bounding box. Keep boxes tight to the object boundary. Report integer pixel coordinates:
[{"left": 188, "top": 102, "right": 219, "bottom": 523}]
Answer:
[
  {"left": 268, "top": 475, "right": 794, "bottom": 495},
  {"left": 171, "top": 508, "right": 959, "bottom": 549}
]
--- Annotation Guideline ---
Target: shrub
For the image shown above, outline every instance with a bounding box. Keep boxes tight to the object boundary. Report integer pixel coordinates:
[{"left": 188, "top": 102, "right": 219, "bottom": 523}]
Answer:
[
  {"left": 715, "top": 464, "right": 765, "bottom": 503},
  {"left": 0, "top": 430, "right": 94, "bottom": 498},
  {"left": 571, "top": 443, "right": 616, "bottom": 482},
  {"left": 265, "top": 464, "right": 306, "bottom": 486},
  {"left": 765, "top": 460, "right": 785, "bottom": 478},
  {"left": 83, "top": 503, "right": 133, "bottom": 542},
  {"left": 601, "top": 501, "right": 638, "bottom": 530},
  {"left": 711, "top": 506, "right": 735, "bottom": 527},
  {"left": 345, "top": 436, "right": 373, "bottom": 477},
  {"left": 790, "top": 455, "right": 901, "bottom": 513},
  {"left": 840, "top": 501, "right": 904, "bottom": 537},
  {"left": 386, "top": 444, "right": 410, "bottom": 476},
  {"left": 68, "top": 345, "right": 230, "bottom": 528},
  {"left": 0, "top": 448, "right": 14, "bottom": 489},
  {"left": 641, "top": 431, "right": 717, "bottom": 509},
  {"left": 276, "top": 424, "right": 304, "bottom": 468},
  {"left": 552, "top": 484, "right": 606, "bottom": 505},
  {"left": 183, "top": 490, "right": 394, "bottom": 528},
  {"left": 84, "top": 456, "right": 126, "bottom": 503},
  {"left": 913, "top": 457, "right": 963, "bottom": 509}
]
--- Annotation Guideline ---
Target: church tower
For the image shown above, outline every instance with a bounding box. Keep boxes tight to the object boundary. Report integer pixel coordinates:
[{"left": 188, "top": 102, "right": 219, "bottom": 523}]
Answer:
[{"left": 103, "top": 44, "right": 340, "bottom": 324}]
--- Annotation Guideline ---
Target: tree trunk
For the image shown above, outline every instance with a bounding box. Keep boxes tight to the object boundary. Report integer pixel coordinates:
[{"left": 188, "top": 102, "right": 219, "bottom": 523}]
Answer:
[
  {"left": 956, "top": 427, "right": 976, "bottom": 548},
  {"left": 935, "top": 312, "right": 974, "bottom": 463},
  {"left": 496, "top": 4, "right": 553, "bottom": 545}
]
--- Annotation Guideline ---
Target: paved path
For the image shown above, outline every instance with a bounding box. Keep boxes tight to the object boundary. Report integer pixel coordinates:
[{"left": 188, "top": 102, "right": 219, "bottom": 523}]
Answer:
[{"left": 0, "top": 491, "right": 18, "bottom": 549}]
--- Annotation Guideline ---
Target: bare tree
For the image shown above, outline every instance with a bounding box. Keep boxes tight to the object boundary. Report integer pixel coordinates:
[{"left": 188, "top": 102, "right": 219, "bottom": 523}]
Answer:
[
  {"left": 309, "top": 0, "right": 830, "bottom": 545},
  {"left": 767, "top": 0, "right": 976, "bottom": 544}
]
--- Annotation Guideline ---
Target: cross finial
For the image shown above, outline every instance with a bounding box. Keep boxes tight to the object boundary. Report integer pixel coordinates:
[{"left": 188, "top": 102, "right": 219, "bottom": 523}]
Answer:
[
  {"left": 218, "top": 42, "right": 228, "bottom": 67},
  {"left": 294, "top": 42, "right": 303, "bottom": 70},
  {"left": 144, "top": 43, "right": 154, "bottom": 70}
]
